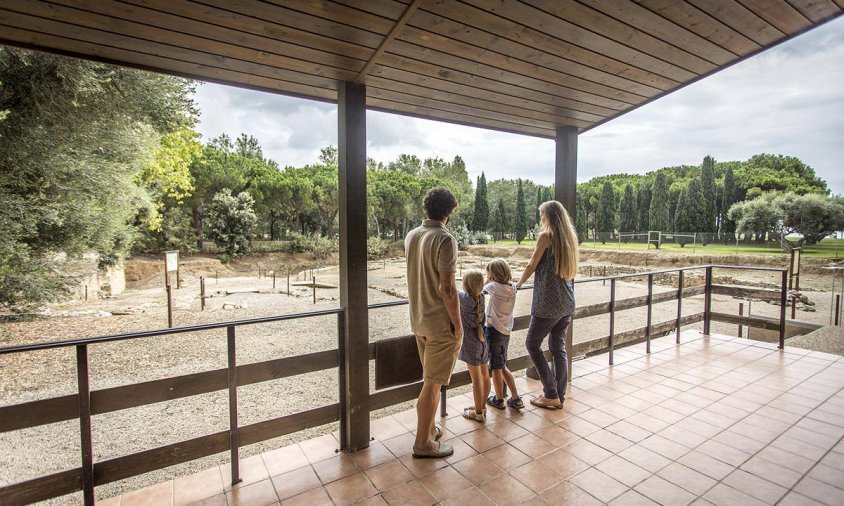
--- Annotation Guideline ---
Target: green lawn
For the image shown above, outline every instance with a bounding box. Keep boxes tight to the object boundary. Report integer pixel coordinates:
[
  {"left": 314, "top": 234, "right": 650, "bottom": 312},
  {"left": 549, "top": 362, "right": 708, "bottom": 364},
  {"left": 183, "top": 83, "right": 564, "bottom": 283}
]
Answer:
[{"left": 487, "top": 237, "right": 843, "bottom": 258}]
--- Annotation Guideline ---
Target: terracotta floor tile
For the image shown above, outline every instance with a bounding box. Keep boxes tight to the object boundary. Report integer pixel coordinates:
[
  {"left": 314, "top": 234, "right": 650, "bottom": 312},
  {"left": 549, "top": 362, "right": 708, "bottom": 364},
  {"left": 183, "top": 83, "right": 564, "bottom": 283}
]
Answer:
[
  {"left": 558, "top": 415, "right": 602, "bottom": 437},
  {"left": 262, "top": 444, "right": 309, "bottom": 477},
  {"left": 397, "top": 452, "right": 449, "bottom": 478},
  {"left": 777, "top": 491, "right": 825, "bottom": 506},
  {"left": 281, "top": 485, "right": 333, "bottom": 506},
  {"left": 312, "top": 452, "right": 359, "bottom": 484},
  {"left": 642, "top": 405, "right": 685, "bottom": 425},
  {"left": 382, "top": 432, "right": 417, "bottom": 458},
  {"left": 536, "top": 449, "right": 590, "bottom": 480},
  {"left": 534, "top": 424, "right": 579, "bottom": 447},
  {"left": 657, "top": 462, "right": 716, "bottom": 496},
  {"left": 439, "top": 486, "right": 495, "bottom": 506},
  {"left": 625, "top": 412, "right": 670, "bottom": 433},
  {"left": 324, "top": 472, "right": 378, "bottom": 506},
  {"left": 379, "top": 480, "right": 436, "bottom": 506},
  {"left": 510, "top": 433, "right": 557, "bottom": 458},
  {"left": 702, "top": 483, "right": 768, "bottom": 506},
  {"left": 794, "top": 476, "right": 844, "bottom": 505},
  {"left": 570, "top": 467, "right": 629, "bottom": 503},
  {"left": 372, "top": 415, "right": 409, "bottom": 441},
  {"left": 618, "top": 445, "right": 671, "bottom": 474},
  {"left": 509, "top": 460, "right": 560, "bottom": 493},
  {"left": 348, "top": 441, "right": 396, "bottom": 470},
  {"left": 639, "top": 434, "right": 691, "bottom": 461},
  {"left": 443, "top": 437, "right": 479, "bottom": 464},
  {"left": 363, "top": 459, "right": 414, "bottom": 492},
  {"left": 808, "top": 462, "right": 844, "bottom": 489},
  {"left": 96, "top": 497, "right": 121, "bottom": 506},
  {"left": 485, "top": 419, "right": 529, "bottom": 442},
  {"left": 596, "top": 455, "right": 651, "bottom": 488},
  {"left": 225, "top": 478, "right": 278, "bottom": 506},
  {"left": 634, "top": 475, "right": 696, "bottom": 506},
  {"left": 723, "top": 469, "right": 787, "bottom": 504},
  {"left": 221, "top": 455, "right": 269, "bottom": 490},
  {"left": 121, "top": 480, "right": 173, "bottom": 506},
  {"left": 174, "top": 467, "right": 223, "bottom": 506},
  {"left": 271, "top": 466, "right": 321, "bottom": 501},
  {"left": 579, "top": 408, "right": 621, "bottom": 428},
  {"left": 511, "top": 411, "right": 554, "bottom": 432},
  {"left": 482, "top": 443, "right": 532, "bottom": 471},
  {"left": 540, "top": 479, "right": 602, "bottom": 505},
  {"left": 479, "top": 473, "right": 535, "bottom": 505},
  {"left": 609, "top": 489, "right": 660, "bottom": 506},
  {"left": 185, "top": 494, "right": 226, "bottom": 506},
  {"left": 585, "top": 428, "right": 635, "bottom": 453},
  {"left": 299, "top": 434, "right": 339, "bottom": 464},
  {"left": 772, "top": 435, "right": 828, "bottom": 462},
  {"left": 461, "top": 428, "right": 506, "bottom": 453},
  {"left": 606, "top": 420, "right": 652, "bottom": 443},
  {"left": 418, "top": 465, "right": 473, "bottom": 501},
  {"left": 696, "top": 440, "right": 751, "bottom": 467},
  {"left": 452, "top": 453, "right": 503, "bottom": 486}
]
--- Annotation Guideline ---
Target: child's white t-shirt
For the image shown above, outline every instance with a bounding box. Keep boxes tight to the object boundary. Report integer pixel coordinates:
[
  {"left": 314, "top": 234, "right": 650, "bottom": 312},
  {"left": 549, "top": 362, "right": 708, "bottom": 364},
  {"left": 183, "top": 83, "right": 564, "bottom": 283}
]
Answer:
[{"left": 484, "top": 281, "right": 517, "bottom": 335}]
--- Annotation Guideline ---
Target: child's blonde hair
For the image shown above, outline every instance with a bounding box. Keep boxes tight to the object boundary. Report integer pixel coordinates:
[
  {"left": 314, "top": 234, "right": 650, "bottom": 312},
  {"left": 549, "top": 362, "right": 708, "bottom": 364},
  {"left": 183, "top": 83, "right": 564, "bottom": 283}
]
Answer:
[
  {"left": 462, "top": 270, "right": 485, "bottom": 342},
  {"left": 486, "top": 258, "right": 512, "bottom": 284}
]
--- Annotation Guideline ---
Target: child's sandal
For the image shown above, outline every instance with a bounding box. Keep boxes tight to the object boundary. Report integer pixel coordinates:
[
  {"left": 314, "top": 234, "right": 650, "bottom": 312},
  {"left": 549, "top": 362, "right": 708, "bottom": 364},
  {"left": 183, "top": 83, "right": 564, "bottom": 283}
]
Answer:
[
  {"left": 507, "top": 397, "right": 525, "bottom": 409},
  {"left": 486, "top": 395, "right": 505, "bottom": 410},
  {"left": 463, "top": 407, "right": 486, "bottom": 422}
]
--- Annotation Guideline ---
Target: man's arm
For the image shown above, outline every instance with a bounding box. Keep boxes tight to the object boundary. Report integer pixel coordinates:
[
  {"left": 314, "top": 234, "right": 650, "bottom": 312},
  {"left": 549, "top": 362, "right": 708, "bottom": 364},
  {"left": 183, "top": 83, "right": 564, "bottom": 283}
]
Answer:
[{"left": 438, "top": 270, "right": 462, "bottom": 339}]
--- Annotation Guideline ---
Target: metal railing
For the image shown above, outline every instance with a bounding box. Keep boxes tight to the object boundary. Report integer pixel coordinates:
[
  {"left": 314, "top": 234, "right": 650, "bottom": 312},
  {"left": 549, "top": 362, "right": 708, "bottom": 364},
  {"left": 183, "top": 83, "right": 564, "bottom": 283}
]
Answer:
[{"left": 0, "top": 264, "right": 788, "bottom": 504}]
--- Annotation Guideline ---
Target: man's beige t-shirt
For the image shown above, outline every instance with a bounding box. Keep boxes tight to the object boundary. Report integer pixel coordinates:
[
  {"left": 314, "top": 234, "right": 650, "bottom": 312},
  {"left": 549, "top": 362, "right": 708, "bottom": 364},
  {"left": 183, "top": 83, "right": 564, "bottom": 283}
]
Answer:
[{"left": 405, "top": 219, "right": 458, "bottom": 336}]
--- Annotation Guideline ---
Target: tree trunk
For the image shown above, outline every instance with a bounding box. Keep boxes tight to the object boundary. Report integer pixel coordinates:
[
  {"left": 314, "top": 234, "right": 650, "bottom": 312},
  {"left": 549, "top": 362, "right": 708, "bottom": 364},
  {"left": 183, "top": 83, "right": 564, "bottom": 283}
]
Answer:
[{"left": 191, "top": 206, "right": 203, "bottom": 251}]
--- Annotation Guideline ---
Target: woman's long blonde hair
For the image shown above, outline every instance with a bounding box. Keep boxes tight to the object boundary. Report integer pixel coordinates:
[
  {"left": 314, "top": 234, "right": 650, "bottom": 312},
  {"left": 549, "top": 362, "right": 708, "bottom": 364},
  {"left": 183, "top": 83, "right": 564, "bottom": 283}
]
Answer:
[
  {"left": 539, "top": 201, "right": 579, "bottom": 280},
  {"left": 462, "top": 270, "right": 485, "bottom": 342}
]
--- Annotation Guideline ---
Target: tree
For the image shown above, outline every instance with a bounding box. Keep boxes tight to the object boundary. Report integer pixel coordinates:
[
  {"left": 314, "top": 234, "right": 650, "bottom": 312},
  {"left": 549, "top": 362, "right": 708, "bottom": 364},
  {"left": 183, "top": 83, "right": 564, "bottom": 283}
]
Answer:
[
  {"left": 700, "top": 155, "right": 717, "bottom": 238},
  {"left": 493, "top": 198, "right": 507, "bottom": 241},
  {"left": 596, "top": 181, "right": 615, "bottom": 243},
  {"left": 649, "top": 173, "right": 670, "bottom": 233},
  {"left": 235, "top": 134, "right": 264, "bottom": 160},
  {"left": 471, "top": 172, "right": 489, "bottom": 231},
  {"left": 674, "top": 178, "right": 704, "bottom": 246},
  {"left": 205, "top": 190, "right": 258, "bottom": 256},
  {"left": 575, "top": 190, "right": 587, "bottom": 243},
  {"left": 515, "top": 179, "right": 528, "bottom": 244},
  {"left": 617, "top": 184, "right": 637, "bottom": 235},
  {"left": 535, "top": 186, "right": 543, "bottom": 227},
  {"left": 779, "top": 193, "right": 844, "bottom": 246},
  {"left": 369, "top": 170, "right": 416, "bottom": 240},
  {"left": 721, "top": 167, "right": 738, "bottom": 241},
  {"left": 637, "top": 185, "right": 651, "bottom": 232},
  {"left": 728, "top": 193, "right": 784, "bottom": 244},
  {"left": 388, "top": 154, "right": 422, "bottom": 176}
]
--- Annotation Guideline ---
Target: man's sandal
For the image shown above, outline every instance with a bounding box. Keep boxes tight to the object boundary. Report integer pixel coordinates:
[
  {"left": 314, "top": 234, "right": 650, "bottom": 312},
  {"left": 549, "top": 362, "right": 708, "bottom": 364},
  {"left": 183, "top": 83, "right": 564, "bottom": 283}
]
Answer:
[{"left": 412, "top": 441, "right": 454, "bottom": 459}]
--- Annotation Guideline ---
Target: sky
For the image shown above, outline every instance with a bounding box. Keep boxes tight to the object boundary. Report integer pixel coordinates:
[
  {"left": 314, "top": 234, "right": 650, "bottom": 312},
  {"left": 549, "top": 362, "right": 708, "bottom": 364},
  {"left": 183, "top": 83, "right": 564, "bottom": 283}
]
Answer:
[{"left": 195, "top": 16, "right": 844, "bottom": 195}]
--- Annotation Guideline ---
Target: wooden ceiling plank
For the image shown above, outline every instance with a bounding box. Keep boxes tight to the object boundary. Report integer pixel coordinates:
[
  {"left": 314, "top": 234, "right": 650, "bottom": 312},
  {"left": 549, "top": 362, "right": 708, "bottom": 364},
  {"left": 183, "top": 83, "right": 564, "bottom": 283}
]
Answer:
[
  {"left": 687, "top": 0, "right": 785, "bottom": 46},
  {"left": 636, "top": 0, "right": 762, "bottom": 55},
  {"left": 44, "top": 0, "right": 366, "bottom": 73},
  {"left": 354, "top": 0, "right": 422, "bottom": 83},
  {"left": 340, "top": 0, "right": 675, "bottom": 92},
  {"left": 523, "top": 0, "right": 717, "bottom": 73},
  {"left": 462, "top": 0, "right": 698, "bottom": 83},
  {"left": 0, "top": 7, "right": 348, "bottom": 91},
  {"left": 266, "top": 0, "right": 396, "bottom": 36},
  {"left": 735, "top": 0, "right": 812, "bottom": 33},
  {"left": 365, "top": 76, "right": 602, "bottom": 125},
  {"left": 785, "top": 0, "right": 843, "bottom": 23},
  {"left": 367, "top": 97, "right": 558, "bottom": 137},
  {"left": 578, "top": 0, "right": 739, "bottom": 62},
  {"left": 0, "top": 23, "right": 339, "bottom": 102},
  {"left": 367, "top": 85, "right": 590, "bottom": 129}
]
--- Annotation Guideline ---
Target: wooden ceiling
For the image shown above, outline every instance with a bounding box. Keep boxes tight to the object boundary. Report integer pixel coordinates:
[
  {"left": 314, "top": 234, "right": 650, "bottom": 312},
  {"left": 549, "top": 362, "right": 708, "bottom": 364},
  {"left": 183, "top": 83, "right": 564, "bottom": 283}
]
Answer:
[{"left": 0, "top": 0, "right": 841, "bottom": 138}]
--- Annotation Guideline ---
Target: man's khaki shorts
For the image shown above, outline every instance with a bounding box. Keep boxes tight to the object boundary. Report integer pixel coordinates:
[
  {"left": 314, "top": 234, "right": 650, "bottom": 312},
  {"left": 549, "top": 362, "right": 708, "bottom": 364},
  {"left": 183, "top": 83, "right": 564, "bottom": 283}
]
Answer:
[{"left": 415, "top": 333, "right": 462, "bottom": 385}]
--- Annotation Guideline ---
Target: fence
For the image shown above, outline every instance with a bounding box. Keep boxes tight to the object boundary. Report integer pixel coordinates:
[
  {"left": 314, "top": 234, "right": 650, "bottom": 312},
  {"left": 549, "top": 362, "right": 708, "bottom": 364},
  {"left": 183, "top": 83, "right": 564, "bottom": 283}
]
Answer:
[{"left": 0, "top": 264, "right": 787, "bottom": 504}]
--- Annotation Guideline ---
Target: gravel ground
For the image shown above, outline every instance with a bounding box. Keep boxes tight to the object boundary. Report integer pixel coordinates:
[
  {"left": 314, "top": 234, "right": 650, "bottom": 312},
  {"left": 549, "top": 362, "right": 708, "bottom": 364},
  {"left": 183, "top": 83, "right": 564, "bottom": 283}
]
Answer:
[
  {"left": 788, "top": 325, "right": 844, "bottom": 356},
  {"left": 0, "top": 254, "right": 837, "bottom": 503}
]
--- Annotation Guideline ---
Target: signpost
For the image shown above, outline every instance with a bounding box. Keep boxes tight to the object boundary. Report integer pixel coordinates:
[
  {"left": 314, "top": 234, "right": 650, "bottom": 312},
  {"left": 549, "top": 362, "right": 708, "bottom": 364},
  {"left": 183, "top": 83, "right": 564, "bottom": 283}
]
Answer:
[{"left": 164, "top": 251, "right": 179, "bottom": 327}]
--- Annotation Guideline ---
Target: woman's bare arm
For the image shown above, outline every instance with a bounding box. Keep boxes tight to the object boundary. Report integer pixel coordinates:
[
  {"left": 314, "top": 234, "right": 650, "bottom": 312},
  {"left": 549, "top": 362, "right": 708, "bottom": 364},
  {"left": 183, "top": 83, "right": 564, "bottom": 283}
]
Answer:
[{"left": 516, "top": 233, "right": 550, "bottom": 289}]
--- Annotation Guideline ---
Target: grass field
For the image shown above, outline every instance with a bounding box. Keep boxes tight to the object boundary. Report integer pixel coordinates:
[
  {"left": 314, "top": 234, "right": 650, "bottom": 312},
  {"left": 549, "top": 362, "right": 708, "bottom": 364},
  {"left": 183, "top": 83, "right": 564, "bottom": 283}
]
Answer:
[{"left": 489, "top": 237, "right": 843, "bottom": 258}]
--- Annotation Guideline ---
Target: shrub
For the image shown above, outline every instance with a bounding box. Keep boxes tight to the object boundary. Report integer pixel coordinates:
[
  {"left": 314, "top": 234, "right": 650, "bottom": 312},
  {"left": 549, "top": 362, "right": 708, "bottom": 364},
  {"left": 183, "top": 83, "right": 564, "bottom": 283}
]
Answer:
[
  {"left": 286, "top": 232, "right": 337, "bottom": 259},
  {"left": 205, "top": 190, "right": 258, "bottom": 256},
  {"left": 451, "top": 224, "right": 491, "bottom": 250},
  {"left": 367, "top": 237, "right": 392, "bottom": 259}
]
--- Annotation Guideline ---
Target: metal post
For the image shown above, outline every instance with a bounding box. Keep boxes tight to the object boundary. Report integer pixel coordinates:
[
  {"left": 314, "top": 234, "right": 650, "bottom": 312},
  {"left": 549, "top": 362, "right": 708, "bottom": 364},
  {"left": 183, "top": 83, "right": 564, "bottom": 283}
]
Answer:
[
  {"left": 779, "top": 270, "right": 787, "bottom": 349},
  {"left": 603, "top": 266, "right": 606, "bottom": 286},
  {"left": 215, "top": 269, "right": 218, "bottom": 284},
  {"left": 176, "top": 265, "right": 181, "bottom": 290},
  {"left": 287, "top": 269, "right": 290, "bottom": 296},
  {"left": 440, "top": 385, "right": 448, "bottom": 417},
  {"left": 313, "top": 276, "right": 317, "bottom": 304},
  {"left": 200, "top": 276, "right": 206, "bottom": 311},
  {"left": 738, "top": 302, "right": 744, "bottom": 338},
  {"left": 676, "top": 270, "right": 684, "bottom": 343},
  {"left": 76, "top": 345, "right": 95, "bottom": 506},
  {"left": 166, "top": 284, "right": 173, "bottom": 328},
  {"left": 835, "top": 295, "right": 841, "bottom": 326},
  {"left": 84, "top": 284, "right": 88, "bottom": 302},
  {"left": 703, "top": 266, "right": 713, "bottom": 335},
  {"left": 609, "top": 278, "right": 616, "bottom": 365},
  {"left": 273, "top": 270, "right": 276, "bottom": 290},
  {"left": 791, "top": 293, "right": 797, "bottom": 320},
  {"left": 227, "top": 326, "right": 241, "bottom": 485},
  {"left": 646, "top": 273, "right": 653, "bottom": 354}
]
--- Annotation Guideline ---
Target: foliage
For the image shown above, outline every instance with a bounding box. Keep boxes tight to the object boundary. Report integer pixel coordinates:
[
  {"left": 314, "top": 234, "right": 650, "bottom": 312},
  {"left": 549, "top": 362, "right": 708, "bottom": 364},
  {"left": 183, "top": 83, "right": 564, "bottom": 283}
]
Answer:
[
  {"left": 451, "top": 224, "right": 490, "bottom": 250},
  {"left": 515, "top": 179, "right": 528, "bottom": 244},
  {"left": 471, "top": 172, "right": 489, "bottom": 231},
  {"left": 728, "top": 192, "right": 844, "bottom": 247},
  {"left": 649, "top": 173, "right": 670, "bottom": 233},
  {"left": 637, "top": 185, "right": 651, "bottom": 232},
  {"left": 575, "top": 190, "right": 587, "bottom": 243},
  {"left": 700, "top": 155, "right": 717, "bottom": 234},
  {"left": 493, "top": 198, "right": 508, "bottom": 240},
  {"left": 674, "top": 178, "right": 704, "bottom": 246},
  {"left": 596, "top": 181, "right": 615, "bottom": 243},
  {"left": 367, "top": 237, "right": 393, "bottom": 259},
  {"left": 286, "top": 232, "right": 338, "bottom": 258},
  {"left": 205, "top": 190, "right": 258, "bottom": 256},
  {"left": 617, "top": 184, "right": 637, "bottom": 234},
  {"left": 721, "top": 167, "right": 738, "bottom": 238}
]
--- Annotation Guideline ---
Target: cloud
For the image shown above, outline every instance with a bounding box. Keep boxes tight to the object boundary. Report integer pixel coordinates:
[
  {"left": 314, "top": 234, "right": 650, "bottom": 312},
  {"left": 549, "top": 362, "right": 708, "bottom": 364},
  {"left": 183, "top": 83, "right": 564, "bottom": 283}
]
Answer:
[{"left": 194, "top": 17, "right": 844, "bottom": 193}]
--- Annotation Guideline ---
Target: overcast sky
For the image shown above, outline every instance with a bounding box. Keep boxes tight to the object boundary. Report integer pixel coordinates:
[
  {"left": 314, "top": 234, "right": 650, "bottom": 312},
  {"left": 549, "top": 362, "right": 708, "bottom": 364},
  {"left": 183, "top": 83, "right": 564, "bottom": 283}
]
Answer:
[{"left": 195, "top": 16, "right": 844, "bottom": 195}]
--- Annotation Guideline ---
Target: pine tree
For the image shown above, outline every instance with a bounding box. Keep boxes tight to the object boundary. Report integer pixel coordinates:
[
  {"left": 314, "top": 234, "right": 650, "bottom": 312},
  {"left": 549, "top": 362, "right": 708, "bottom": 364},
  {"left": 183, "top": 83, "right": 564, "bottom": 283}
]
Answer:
[
  {"left": 649, "top": 173, "right": 670, "bottom": 233},
  {"left": 471, "top": 172, "right": 489, "bottom": 231},
  {"left": 493, "top": 198, "right": 507, "bottom": 241},
  {"left": 701, "top": 155, "right": 717, "bottom": 237},
  {"left": 721, "top": 167, "right": 738, "bottom": 241},
  {"left": 637, "top": 185, "right": 651, "bottom": 232},
  {"left": 596, "top": 181, "right": 616, "bottom": 244},
  {"left": 515, "top": 179, "right": 528, "bottom": 244},
  {"left": 618, "top": 184, "right": 637, "bottom": 235},
  {"left": 575, "top": 190, "right": 587, "bottom": 243}
]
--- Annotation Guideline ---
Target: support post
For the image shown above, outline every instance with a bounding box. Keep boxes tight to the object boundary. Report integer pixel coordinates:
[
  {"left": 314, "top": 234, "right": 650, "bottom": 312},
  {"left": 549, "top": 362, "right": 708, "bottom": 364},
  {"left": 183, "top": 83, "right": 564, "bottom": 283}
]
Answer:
[
  {"left": 738, "top": 302, "right": 744, "bottom": 338},
  {"left": 200, "top": 276, "right": 206, "bottom": 311},
  {"left": 779, "top": 270, "right": 787, "bottom": 348},
  {"left": 76, "top": 345, "right": 94, "bottom": 506},
  {"left": 609, "top": 278, "right": 616, "bottom": 365},
  {"left": 836, "top": 294, "right": 841, "bottom": 326},
  {"left": 703, "top": 266, "right": 713, "bottom": 335},
  {"left": 676, "top": 270, "right": 684, "bottom": 343},
  {"left": 440, "top": 385, "right": 448, "bottom": 417},
  {"left": 227, "top": 326, "right": 241, "bottom": 485},
  {"left": 313, "top": 276, "right": 317, "bottom": 304},
  {"left": 555, "top": 125, "right": 577, "bottom": 383},
  {"left": 338, "top": 81, "right": 370, "bottom": 451},
  {"left": 287, "top": 269, "right": 290, "bottom": 296},
  {"left": 166, "top": 284, "right": 174, "bottom": 328},
  {"left": 645, "top": 273, "right": 653, "bottom": 354},
  {"left": 337, "top": 312, "right": 347, "bottom": 450},
  {"left": 273, "top": 270, "right": 276, "bottom": 290}
]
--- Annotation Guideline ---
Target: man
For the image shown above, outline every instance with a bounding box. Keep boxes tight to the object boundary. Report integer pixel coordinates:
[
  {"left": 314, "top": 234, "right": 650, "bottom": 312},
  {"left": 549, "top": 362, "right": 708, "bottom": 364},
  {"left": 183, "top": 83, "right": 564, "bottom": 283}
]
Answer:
[{"left": 405, "top": 187, "right": 462, "bottom": 458}]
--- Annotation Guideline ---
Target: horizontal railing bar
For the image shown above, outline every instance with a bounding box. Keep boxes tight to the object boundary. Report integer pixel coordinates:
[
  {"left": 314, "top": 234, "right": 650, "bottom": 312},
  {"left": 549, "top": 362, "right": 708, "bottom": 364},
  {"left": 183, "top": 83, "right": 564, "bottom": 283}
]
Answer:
[
  {"left": 710, "top": 284, "right": 783, "bottom": 301},
  {"left": 0, "top": 308, "right": 344, "bottom": 355},
  {"left": 0, "top": 468, "right": 81, "bottom": 505},
  {"left": 0, "top": 350, "right": 339, "bottom": 432},
  {"left": 573, "top": 265, "right": 710, "bottom": 284},
  {"left": 710, "top": 312, "right": 782, "bottom": 331},
  {"left": 709, "top": 265, "right": 787, "bottom": 272}
]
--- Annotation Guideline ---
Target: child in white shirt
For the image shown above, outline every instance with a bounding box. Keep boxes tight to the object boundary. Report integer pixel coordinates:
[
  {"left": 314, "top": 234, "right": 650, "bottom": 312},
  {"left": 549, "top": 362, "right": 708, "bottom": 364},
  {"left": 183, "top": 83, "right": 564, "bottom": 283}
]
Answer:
[{"left": 484, "top": 258, "right": 524, "bottom": 410}]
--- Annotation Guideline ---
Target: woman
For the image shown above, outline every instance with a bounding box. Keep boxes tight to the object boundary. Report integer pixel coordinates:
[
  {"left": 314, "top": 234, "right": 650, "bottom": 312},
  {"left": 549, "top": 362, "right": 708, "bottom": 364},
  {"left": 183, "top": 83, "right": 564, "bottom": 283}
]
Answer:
[{"left": 515, "top": 200, "right": 578, "bottom": 409}]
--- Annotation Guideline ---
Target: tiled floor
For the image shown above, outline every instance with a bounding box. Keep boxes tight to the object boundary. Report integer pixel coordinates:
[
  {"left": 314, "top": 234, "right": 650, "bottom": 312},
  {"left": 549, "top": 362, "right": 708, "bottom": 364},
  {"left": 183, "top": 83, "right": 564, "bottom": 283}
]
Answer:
[{"left": 100, "top": 331, "right": 844, "bottom": 505}]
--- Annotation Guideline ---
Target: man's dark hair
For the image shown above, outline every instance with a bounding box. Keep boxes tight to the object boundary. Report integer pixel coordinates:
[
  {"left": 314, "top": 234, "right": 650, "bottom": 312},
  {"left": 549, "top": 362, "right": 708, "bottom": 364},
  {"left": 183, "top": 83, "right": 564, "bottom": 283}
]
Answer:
[{"left": 423, "top": 187, "right": 458, "bottom": 221}]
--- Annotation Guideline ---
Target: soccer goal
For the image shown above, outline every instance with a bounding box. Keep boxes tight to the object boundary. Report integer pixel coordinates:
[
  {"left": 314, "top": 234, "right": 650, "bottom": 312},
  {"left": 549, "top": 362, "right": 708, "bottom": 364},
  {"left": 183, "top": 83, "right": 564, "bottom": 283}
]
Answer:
[
  {"left": 647, "top": 231, "right": 662, "bottom": 249},
  {"left": 617, "top": 232, "right": 650, "bottom": 249},
  {"left": 666, "top": 232, "right": 697, "bottom": 251}
]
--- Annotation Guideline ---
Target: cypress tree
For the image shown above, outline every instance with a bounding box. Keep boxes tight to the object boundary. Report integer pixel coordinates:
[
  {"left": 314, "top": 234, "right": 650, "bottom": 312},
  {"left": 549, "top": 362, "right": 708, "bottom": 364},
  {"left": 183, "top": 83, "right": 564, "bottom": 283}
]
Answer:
[
  {"left": 674, "top": 178, "right": 705, "bottom": 246},
  {"left": 637, "top": 185, "right": 651, "bottom": 232},
  {"left": 649, "top": 173, "right": 670, "bottom": 233},
  {"left": 575, "top": 190, "right": 587, "bottom": 243},
  {"left": 722, "top": 167, "right": 738, "bottom": 241},
  {"left": 535, "top": 186, "right": 543, "bottom": 226},
  {"left": 596, "top": 181, "right": 615, "bottom": 243},
  {"left": 701, "top": 155, "right": 717, "bottom": 236},
  {"left": 542, "top": 186, "right": 552, "bottom": 204},
  {"left": 515, "top": 179, "right": 527, "bottom": 244},
  {"left": 493, "top": 197, "right": 507, "bottom": 241},
  {"left": 471, "top": 172, "right": 489, "bottom": 231},
  {"left": 618, "top": 184, "right": 637, "bottom": 235}
]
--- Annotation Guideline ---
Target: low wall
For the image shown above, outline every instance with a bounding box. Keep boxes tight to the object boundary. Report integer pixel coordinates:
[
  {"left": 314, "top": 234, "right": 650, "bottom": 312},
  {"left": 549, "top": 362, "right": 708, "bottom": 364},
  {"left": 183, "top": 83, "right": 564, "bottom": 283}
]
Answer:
[{"left": 71, "top": 264, "right": 126, "bottom": 300}]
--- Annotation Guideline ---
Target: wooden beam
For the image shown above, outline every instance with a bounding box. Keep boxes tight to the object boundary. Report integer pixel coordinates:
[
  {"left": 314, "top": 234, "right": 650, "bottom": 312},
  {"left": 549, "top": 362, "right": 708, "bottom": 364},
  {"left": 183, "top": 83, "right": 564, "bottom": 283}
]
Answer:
[
  {"left": 355, "top": 0, "right": 421, "bottom": 84},
  {"left": 337, "top": 81, "right": 370, "bottom": 451}
]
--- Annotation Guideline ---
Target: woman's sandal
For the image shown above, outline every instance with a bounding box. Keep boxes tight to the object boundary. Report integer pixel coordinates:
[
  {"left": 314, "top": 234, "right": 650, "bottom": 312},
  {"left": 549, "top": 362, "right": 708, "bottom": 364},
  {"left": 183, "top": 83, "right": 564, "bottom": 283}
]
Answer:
[{"left": 463, "top": 407, "right": 486, "bottom": 422}]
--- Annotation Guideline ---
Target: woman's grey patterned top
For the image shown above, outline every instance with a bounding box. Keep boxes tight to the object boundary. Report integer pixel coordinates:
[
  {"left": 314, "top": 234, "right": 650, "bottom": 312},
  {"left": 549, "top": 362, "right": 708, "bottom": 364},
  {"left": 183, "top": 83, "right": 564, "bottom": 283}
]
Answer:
[{"left": 532, "top": 248, "right": 575, "bottom": 319}]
